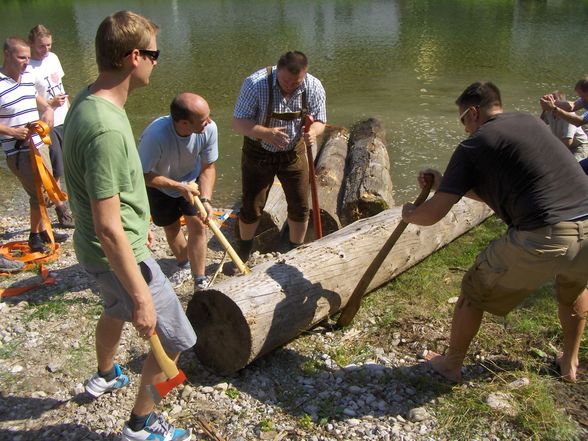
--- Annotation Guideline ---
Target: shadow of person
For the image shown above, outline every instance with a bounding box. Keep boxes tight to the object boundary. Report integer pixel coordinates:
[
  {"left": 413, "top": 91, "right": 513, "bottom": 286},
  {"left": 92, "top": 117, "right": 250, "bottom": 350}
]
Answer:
[
  {"left": 0, "top": 394, "right": 63, "bottom": 422},
  {"left": 0, "top": 423, "right": 119, "bottom": 441},
  {"left": 0, "top": 262, "right": 95, "bottom": 306}
]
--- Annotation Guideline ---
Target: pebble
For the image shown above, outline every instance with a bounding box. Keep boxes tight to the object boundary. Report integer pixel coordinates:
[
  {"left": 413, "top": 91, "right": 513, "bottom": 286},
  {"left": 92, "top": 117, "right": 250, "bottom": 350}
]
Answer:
[
  {"left": 408, "top": 407, "right": 429, "bottom": 422},
  {"left": 508, "top": 377, "right": 530, "bottom": 390}
]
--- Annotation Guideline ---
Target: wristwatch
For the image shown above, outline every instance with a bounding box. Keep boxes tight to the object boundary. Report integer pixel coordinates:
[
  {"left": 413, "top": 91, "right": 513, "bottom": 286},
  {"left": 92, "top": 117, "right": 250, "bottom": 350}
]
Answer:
[{"left": 199, "top": 197, "right": 211, "bottom": 204}]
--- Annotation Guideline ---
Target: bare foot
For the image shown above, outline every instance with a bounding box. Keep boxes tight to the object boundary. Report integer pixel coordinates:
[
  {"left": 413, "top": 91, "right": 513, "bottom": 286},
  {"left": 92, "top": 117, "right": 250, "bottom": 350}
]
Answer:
[
  {"left": 425, "top": 351, "right": 462, "bottom": 383},
  {"left": 556, "top": 353, "right": 578, "bottom": 383}
]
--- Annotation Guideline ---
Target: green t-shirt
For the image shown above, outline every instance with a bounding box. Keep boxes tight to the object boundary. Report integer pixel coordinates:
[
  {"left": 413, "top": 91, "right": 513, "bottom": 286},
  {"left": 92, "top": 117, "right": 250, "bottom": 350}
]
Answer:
[{"left": 63, "top": 87, "right": 150, "bottom": 269}]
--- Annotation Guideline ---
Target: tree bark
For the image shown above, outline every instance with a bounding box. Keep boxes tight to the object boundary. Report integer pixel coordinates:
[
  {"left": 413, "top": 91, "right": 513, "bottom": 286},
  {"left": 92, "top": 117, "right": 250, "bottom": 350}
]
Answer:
[
  {"left": 305, "top": 127, "right": 349, "bottom": 241},
  {"left": 186, "top": 198, "right": 493, "bottom": 374},
  {"left": 340, "top": 118, "right": 395, "bottom": 226}
]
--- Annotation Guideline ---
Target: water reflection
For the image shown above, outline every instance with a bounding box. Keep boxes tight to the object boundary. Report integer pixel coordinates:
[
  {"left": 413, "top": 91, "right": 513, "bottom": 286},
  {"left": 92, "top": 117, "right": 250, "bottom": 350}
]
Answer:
[{"left": 0, "top": 0, "right": 586, "bottom": 209}]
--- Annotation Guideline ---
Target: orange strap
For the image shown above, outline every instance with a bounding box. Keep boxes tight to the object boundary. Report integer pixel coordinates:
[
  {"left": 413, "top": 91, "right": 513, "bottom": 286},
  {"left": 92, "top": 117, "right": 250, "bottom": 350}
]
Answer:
[
  {"left": 29, "top": 121, "right": 67, "bottom": 248},
  {"left": 0, "top": 263, "right": 57, "bottom": 298},
  {"left": 0, "top": 241, "right": 60, "bottom": 298},
  {"left": 0, "top": 121, "right": 65, "bottom": 297}
]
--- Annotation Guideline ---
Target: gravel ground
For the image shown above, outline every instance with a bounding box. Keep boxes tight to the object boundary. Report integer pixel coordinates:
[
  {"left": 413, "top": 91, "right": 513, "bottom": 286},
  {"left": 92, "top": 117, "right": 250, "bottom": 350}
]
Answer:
[{"left": 0, "top": 208, "right": 583, "bottom": 441}]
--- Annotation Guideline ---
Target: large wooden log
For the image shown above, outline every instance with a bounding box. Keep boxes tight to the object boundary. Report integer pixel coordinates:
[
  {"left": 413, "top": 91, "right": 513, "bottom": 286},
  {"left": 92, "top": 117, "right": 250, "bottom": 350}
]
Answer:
[
  {"left": 340, "top": 118, "right": 395, "bottom": 226},
  {"left": 186, "top": 198, "right": 493, "bottom": 374},
  {"left": 305, "top": 127, "right": 349, "bottom": 241}
]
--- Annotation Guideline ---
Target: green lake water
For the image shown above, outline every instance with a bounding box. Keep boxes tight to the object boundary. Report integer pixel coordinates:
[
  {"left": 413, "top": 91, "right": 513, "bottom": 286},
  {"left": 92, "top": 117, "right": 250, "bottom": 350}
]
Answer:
[{"left": 1, "top": 0, "right": 587, "bottom": 209}]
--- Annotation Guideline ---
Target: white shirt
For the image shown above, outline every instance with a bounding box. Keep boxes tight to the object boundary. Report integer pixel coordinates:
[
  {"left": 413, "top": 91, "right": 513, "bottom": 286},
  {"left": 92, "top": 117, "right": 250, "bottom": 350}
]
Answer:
[{"left": 29, "top": 52, "right": 69, "bottom": 126}]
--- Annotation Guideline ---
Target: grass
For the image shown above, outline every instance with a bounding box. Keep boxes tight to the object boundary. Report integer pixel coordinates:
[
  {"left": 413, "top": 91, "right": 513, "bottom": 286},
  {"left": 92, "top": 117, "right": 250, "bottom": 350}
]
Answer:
[{"left": 26, "top": 296, "right": 102, "bottom": 321}]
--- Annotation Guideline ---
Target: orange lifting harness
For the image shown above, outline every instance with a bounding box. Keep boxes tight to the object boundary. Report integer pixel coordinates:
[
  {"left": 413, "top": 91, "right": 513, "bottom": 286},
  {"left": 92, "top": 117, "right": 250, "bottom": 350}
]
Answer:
[{"left": 0, "top": 121, "right": 67, "bottom": 298}]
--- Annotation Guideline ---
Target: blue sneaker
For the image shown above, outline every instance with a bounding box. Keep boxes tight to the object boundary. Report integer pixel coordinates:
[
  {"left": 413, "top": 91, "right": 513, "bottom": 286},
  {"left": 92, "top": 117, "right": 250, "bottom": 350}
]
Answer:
[
  {"left": 121, "top": 413, "right": 192, "bottom": 441},
  {"left": 85, "top": 363, "right": 129, "bottom": 398}
]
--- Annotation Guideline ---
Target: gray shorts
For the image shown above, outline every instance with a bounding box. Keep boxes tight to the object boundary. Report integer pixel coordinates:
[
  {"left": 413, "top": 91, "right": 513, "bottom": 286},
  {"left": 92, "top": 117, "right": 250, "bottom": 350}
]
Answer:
[{"left": 84, "top": 257, "right": 197, "bottom": 353}]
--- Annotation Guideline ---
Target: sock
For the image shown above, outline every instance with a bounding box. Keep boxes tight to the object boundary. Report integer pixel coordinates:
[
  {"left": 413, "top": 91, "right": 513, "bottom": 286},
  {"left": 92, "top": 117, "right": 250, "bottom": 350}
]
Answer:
[
  {"left": 237, "top": 239, "right": 253, "bottom": 261},
  {"left": 194, "top": 275, "right": 207, "bottom": 282},
  {"left": 98, "top": 365, "right": 117, "bottom": 382},
  {"left": 128, "top": 412, "right": 153, "bottom": 432}
]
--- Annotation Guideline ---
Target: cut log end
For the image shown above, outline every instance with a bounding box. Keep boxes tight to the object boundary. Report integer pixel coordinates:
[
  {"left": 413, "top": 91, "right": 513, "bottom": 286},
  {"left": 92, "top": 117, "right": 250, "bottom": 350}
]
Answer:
[{"left": 186, "top": 289, "right": 251, "bottom": 374}]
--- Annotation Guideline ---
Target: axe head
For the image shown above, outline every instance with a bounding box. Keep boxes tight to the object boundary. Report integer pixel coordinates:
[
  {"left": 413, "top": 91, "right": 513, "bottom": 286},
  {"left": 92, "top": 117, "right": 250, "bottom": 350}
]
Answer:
[{"left": 147, "top": 369, "right": 187, "bottom": 404}]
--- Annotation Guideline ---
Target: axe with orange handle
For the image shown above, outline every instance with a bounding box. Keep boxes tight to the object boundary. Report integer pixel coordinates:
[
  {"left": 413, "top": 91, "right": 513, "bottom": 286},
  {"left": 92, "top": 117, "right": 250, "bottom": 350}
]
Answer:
[{"left": 147, "top": 332, "right": 187, "bottom": 404}]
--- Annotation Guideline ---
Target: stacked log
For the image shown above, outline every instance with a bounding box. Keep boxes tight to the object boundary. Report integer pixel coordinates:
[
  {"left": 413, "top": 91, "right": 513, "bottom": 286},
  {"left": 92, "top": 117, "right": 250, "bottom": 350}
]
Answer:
[
  {"left": 243, "top": 119, "right": 395, "bottom": 249},
  {"left": 186, "top": 198, "right": 493, "bottom": 374},
  {"left": 339, "top": 118, "right": 395, "bottom": 226}
]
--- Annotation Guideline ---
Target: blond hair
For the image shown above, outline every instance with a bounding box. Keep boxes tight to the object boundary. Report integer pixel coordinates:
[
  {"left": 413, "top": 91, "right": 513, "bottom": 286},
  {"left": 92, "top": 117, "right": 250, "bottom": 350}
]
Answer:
[
  {"left": 95, "top": 10, "right": 159, "bottom": 72},
  {"left": 28, "top": 24, "right": 51, "bottom": 44}
]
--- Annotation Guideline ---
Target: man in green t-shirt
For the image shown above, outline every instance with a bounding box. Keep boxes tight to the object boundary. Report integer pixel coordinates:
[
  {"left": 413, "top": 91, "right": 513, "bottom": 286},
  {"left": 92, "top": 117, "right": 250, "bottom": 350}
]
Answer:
[{"left": 63, "top": 11, "right": 196, "bottom": 441}]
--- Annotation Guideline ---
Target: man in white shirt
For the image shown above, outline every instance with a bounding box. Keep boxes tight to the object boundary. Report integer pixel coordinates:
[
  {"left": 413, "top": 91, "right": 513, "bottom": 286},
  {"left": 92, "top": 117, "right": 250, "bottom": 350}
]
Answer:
[{"left": 0, "top": 36, "right": 67, "bottom": 252}]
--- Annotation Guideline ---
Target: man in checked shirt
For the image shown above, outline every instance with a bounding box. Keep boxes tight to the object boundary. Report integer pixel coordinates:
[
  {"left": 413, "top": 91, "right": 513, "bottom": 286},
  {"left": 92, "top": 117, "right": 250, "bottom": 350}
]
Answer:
[{"left": 229, "top": 51, "right": 326, "bottom": 271}]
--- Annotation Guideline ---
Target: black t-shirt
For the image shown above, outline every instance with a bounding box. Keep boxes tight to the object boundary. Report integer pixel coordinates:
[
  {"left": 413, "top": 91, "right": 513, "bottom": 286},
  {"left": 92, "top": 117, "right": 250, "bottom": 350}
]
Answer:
[{"left": 439, "top": 112, "right": 588, "bottom": 230}]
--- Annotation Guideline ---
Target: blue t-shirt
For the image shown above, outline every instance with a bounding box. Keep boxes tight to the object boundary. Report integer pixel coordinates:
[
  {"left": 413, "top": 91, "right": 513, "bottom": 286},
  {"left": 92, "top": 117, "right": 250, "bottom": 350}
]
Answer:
[
  {"left": 574, "top": 98, "right": 588, "bottom": 123},
  {"left": 138, "top": 115, "right": 219, "bottom": 198}
]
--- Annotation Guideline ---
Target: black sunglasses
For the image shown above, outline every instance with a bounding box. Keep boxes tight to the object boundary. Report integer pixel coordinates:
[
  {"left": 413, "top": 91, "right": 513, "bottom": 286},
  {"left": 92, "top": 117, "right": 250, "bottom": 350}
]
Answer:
[{"left": 125, "top": 49, "right": 160, "bottom": 61}]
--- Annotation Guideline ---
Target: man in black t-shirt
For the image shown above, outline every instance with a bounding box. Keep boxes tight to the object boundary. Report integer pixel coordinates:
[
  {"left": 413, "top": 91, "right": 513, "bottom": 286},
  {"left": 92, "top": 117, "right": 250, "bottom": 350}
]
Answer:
[{"left": 402, "top": 81, "right": 588, "bottom": 383}]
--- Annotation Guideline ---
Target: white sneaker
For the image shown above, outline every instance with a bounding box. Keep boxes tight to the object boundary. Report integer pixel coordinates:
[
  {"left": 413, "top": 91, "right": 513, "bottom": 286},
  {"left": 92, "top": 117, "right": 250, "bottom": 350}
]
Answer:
[
  {"left": 169, "top": 265, "right": 192, "bottom": 288},
  {"left": 121, "top": 413, "right": 192, "bottom": 441},
  {"left": 194, "top": 276, "right": 210, "bottom": 291},
  {"left": 85, "top": 363, "right": 129, "bottom": 398}
]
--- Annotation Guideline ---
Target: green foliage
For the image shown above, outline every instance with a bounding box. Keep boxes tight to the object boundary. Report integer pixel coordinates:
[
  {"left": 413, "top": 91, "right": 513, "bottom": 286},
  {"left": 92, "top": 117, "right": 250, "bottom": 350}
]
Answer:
[
  {"left": 299, "top": 413, "right": 312, "bottom": 429},
  {"left": 225, "top": 387, "right": 240, "bottom": 399},
  {"left": 259, "top": 418, "right": 274, "bottom": 432},
  {"left": 300, "top": 358, "right": 321, "bottom": 375}
]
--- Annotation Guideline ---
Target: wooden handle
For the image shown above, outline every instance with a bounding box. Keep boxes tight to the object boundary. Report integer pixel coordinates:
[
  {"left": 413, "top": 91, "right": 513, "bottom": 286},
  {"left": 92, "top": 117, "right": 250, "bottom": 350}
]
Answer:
[
  {"left": 188, "top": 183, "right": 250, "bottom": 274},
  {"left": 337, "top": 175, "right": 434, "bottom": 327},
  {"left": 304, "top": 115, "right": 322, "bottom": 239},
  {"left": 149, "top": 333, "right": 179, "bottom": 379}
]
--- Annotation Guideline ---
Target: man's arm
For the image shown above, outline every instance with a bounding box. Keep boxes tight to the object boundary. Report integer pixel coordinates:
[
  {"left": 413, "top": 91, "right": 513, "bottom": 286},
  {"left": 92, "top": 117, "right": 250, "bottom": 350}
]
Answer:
[
  {"left": 231, "top": 117, "right": 290, "bottom": 150},
  {"left": 553, "top": 107, "right": 585, "bottom": 127},
  {"left": 144, "top": 172, "right": 199, "bottom": 203},
  {"left": 90, "top": 194, "right": 156, "bottom": 338},
  {"left": 402, "top": 191, "right": 461, "bottom": 226},
  {"left": 36, "top": 95, "right": 54, "bottom": 128},
  {"left": 542, "top": 95, "right": 586, "bottom": 127},
  {"left": 0, "top": 123, "right": 29, "bottom": 140},
  {"left": 197, "top": 161, "right": 216, "bottom": 221},
  {"left": 304, "top": 121, "right": 326, "bottom": 147}
]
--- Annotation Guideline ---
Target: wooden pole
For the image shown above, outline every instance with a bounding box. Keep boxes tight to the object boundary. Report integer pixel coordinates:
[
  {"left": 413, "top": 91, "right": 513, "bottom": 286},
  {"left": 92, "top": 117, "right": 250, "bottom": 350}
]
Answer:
[
  {"left": 189, "top": 183, "right": 250, "bottom": 275},
  {"left": 336, "top": 176, "right": 433, "bottom": 327},
  {"left": 305, "top": 115, "right": 323, "bottom": 239}
]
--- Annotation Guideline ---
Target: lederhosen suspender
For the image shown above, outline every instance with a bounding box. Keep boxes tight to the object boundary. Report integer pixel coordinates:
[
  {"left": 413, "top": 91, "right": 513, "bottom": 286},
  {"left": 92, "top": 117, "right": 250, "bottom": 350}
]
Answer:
[
  {"left": 263, "top": 66, "right": 308, "bottom": 132},
  {"left": 243, "top": 67, "right": 309, "bottom": 164}
]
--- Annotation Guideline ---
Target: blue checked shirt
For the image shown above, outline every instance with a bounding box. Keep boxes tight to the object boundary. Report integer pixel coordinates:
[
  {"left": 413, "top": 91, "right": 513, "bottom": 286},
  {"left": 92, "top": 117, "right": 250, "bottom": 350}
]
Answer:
[{"left": 234, "top": 66, "right": 327, "bottom": 152}]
